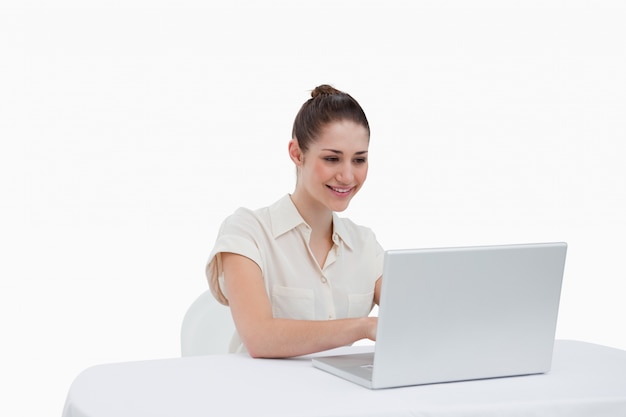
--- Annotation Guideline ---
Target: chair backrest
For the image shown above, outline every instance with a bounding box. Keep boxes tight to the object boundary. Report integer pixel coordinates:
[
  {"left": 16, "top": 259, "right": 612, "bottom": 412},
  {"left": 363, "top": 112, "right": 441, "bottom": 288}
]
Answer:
[{"left": 181, "top": 289, "right": 236, "bottom": 356}]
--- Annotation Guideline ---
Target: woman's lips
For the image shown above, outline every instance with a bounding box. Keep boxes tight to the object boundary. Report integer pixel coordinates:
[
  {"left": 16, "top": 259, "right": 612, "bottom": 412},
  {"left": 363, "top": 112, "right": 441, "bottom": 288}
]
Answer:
[{"left": 327, "top": 185, "right": 355, "bottom": 196}]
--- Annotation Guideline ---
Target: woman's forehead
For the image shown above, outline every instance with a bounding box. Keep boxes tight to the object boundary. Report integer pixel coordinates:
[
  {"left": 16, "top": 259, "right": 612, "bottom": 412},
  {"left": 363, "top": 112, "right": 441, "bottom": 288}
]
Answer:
[{"left": 311, "top": 120, "right": 370, "bottom": 151}]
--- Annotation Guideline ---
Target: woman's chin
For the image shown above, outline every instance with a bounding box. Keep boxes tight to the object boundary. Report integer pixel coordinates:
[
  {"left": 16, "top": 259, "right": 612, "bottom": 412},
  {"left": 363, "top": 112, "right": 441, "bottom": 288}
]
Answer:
[{"left": 327, "top": 197, "right": 354, "bottom": 212}]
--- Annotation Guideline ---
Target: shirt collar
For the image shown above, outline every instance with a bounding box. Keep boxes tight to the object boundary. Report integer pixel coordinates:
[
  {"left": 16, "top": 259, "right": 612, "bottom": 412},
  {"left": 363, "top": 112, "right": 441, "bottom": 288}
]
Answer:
[
  {"left": 269, "top": 194, "right": 354, "bottom": 250},
  {"left": 331, "top": 212, "right": 354, "bottom": 250},
  {"left": 269, "top": 194, "right": 307, "bottom": 238}
]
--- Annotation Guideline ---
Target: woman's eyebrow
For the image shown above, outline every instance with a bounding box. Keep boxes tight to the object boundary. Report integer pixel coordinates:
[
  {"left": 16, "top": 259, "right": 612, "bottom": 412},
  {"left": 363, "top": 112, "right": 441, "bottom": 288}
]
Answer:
[{"left": 321, "top": 149, "right": 369, "bottom": 155}]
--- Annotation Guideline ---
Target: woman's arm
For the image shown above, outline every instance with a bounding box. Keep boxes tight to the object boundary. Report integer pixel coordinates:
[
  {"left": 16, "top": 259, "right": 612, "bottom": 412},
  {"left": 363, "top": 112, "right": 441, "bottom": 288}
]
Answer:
[
  {"left": 221, "top": 252, "right": 378, "bottom": 358},
  {"left": 374, "top": 276, "right": 382, "bottom": 306}
]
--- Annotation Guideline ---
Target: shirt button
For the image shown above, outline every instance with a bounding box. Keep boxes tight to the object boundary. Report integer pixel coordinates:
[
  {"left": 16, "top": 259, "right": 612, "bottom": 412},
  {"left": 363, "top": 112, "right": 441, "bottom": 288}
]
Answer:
[{"left": 321, "top": 276, "right": 328, "bottom": 284}]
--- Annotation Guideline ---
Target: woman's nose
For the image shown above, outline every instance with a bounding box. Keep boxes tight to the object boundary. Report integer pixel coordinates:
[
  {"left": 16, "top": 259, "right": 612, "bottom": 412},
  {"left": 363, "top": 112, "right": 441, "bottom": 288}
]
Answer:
[{"left": 336, "top": 163, "right": 354, "bottom": 183}]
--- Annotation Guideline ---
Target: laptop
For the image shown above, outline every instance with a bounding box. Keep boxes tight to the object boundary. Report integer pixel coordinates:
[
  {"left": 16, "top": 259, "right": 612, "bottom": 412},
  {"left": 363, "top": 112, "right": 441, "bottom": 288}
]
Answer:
[{"left": 312, "top": 242, "right": 567, "bottom": 389}]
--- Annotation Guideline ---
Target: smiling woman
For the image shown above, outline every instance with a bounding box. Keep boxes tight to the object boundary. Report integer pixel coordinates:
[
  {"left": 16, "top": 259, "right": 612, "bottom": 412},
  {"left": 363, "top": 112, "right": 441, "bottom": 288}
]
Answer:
[{"left": 205, "top": 85, "right": 384, "bottom": 358}]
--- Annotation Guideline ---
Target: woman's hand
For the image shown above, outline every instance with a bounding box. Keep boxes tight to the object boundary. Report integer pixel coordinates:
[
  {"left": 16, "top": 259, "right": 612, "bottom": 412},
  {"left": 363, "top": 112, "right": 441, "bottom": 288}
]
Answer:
[{"left": 363, "top": 316, "right": 378, "bottom": 342}]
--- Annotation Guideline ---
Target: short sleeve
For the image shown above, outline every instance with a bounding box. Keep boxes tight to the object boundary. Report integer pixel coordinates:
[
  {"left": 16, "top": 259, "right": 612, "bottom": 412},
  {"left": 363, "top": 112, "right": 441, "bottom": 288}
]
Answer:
[{"left": 206, "top": 208, "right": 265, "bottom": 305}]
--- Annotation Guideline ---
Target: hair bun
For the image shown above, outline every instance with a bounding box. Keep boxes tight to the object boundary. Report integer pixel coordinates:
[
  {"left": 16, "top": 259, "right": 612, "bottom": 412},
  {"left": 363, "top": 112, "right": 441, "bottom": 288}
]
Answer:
[
  {"left": 293, "top": 84, "right": 369, "bottom": 151},
  {"left": 311, "top": 84, "right": 342, "bottom": 99}
]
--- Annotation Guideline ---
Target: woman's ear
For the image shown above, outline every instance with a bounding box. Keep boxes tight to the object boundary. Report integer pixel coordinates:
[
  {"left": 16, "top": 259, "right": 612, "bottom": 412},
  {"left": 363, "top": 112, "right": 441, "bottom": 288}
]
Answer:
[{"left": 288, "top": 139, "right": 304, "bottom": 166}]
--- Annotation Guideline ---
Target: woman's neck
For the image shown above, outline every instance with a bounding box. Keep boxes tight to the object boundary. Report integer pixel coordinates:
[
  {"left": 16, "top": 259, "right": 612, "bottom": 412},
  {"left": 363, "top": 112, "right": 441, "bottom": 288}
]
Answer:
[
  {"left": 289, "top": 192, "right": 333, "bottom": 236},
  {"left": 290, "top": 191, "right": 334, "bottom": 268}
]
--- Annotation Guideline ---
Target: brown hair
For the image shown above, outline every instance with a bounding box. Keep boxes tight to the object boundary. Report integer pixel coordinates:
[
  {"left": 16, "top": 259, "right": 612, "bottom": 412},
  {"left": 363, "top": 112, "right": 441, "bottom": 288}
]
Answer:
[{"left": 291, "top": 84, "right": 370, "bottom": 152}]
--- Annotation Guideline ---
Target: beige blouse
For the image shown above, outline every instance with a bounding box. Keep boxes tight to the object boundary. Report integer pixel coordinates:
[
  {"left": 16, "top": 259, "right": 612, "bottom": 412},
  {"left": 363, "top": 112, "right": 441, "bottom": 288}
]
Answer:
[{"left": 206, "top": 194, "right": 384, "bottom": 352}]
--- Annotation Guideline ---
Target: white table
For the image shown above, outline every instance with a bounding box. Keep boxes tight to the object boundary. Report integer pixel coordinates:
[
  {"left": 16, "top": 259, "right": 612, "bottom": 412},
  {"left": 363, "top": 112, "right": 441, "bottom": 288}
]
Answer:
[{"left": 62, "top": 340, "right": 626, "bottom": 417}]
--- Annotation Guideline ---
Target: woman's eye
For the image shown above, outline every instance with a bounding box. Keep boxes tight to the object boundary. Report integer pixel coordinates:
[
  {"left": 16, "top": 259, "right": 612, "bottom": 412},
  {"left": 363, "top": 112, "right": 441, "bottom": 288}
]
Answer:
[
  {"left": 324, "top": 157, "right": 339, "bottom": 162},
  {"left": 354, "top": 158, "right": 367, "bottom": 164}
]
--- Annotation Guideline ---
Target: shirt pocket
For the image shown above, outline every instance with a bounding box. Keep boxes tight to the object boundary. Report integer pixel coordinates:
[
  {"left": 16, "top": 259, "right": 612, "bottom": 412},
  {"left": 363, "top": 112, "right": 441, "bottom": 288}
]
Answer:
[
  {"left": 271, "top": 285, "right": 315, "bottom": 320},
  {"left": 347, "top": 291, "right": 375, "bottom": 318}
]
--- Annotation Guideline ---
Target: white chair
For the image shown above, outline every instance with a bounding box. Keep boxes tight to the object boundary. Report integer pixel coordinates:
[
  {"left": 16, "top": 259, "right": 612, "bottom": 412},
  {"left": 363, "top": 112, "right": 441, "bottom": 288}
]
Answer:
[{"left": 181, "top": 289, "right": 236, "bottom": 356}]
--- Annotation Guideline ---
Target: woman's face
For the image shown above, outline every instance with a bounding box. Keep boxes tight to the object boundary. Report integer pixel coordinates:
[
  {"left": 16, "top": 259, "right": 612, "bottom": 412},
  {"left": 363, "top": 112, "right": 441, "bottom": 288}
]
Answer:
[{"left": 292, "top": 120, "right": 369, "bottom": 213}]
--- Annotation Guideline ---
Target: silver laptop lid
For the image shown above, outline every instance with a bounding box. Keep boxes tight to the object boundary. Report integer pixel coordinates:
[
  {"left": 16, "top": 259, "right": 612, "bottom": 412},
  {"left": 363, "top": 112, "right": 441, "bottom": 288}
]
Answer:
[{"left": 371, "top": 242, "right": 567, "bottom": 388}]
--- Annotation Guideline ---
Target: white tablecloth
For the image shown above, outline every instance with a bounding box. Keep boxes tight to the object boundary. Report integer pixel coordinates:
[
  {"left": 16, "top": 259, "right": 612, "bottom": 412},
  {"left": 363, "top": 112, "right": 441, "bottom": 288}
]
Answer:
[{"left": 62, "top": 340, "right": 626, "bottom": 417}]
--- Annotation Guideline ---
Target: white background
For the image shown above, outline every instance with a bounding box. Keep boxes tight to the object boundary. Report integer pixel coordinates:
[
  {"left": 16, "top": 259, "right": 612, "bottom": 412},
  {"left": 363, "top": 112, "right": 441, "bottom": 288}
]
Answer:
[{"left": 1, "top": 0, "right": 625, "bottom": 415}]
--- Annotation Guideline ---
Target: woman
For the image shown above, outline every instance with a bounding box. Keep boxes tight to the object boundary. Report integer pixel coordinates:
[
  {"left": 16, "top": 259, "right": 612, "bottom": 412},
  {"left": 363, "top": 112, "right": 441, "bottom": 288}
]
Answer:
[{"left": 206, "top": 85, "right": 384, "bottom": 358}]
